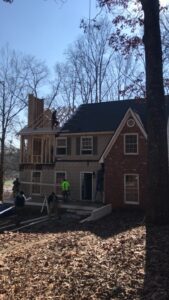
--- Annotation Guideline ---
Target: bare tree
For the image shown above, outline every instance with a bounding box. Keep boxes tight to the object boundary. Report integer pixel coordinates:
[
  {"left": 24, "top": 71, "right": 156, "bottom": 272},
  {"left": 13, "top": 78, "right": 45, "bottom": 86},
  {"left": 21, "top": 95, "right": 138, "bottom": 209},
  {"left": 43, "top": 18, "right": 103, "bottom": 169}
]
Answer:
[
  {"left": 3, "top": 0, "right": 13, "bottom": 2},
  {"left": 22, "top": 55, "right": 49, "bottom": 98},
  {"left": 66, "top": 17, "right": 114, "bottom": 103},
  {"left": 63, "top": 16, "right": 146, "bottom": 103},
  {"left": 104, "top": 50, "right": 145, "bottom": 100},
  {"left": 0, "top": 46, "right": 49, "bottom": 202},
  {"left": 2, "top": 0, "right": 67, "bottom": 3},
  {"left": 160, "top": 9, "right": 169, "bottom": 94},
  {"left": 43, "top": 62, "right": 77, "bottom": 126},
  {"left": 54, "top": 63, "right": 78, "bottom": 109}
]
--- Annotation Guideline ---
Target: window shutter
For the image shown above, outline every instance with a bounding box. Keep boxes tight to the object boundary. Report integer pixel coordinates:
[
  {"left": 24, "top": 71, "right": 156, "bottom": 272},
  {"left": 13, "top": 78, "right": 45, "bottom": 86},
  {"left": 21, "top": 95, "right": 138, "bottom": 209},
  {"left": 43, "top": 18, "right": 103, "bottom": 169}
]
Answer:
[
  {"left": 67, "top": 137, "right": 71, "bottom": 155},
  {"left": 93, "top": 136, "right": 98, "bottom": 155},
  {"left": 76, "top": 137, "right": 80, "bottom": 155}
]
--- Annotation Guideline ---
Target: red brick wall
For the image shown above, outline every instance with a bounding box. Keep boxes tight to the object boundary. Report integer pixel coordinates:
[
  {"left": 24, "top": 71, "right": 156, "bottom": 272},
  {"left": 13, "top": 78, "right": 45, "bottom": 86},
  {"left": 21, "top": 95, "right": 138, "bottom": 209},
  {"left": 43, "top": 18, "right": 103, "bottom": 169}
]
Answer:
[{"left": 104, "top": 121, "right": 147, "bottom": 209}]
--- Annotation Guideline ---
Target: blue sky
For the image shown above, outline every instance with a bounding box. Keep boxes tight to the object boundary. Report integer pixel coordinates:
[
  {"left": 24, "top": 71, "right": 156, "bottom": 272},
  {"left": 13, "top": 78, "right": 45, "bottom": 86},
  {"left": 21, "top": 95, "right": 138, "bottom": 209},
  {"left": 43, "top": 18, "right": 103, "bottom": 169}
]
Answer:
[
  {"left": 0, "top": 0, "right": 98, "bottom": 70},
  {"left": 0, "top": 0, "right": 99, "bottom": 146}
]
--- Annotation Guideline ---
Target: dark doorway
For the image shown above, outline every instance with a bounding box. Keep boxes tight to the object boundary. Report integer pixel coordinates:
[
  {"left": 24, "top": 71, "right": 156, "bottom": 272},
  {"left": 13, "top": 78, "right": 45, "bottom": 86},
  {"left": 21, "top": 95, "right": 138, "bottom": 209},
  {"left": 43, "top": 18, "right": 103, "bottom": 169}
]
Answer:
[{"left": 81, "top": 172, "right": 93, "bottom": 201}]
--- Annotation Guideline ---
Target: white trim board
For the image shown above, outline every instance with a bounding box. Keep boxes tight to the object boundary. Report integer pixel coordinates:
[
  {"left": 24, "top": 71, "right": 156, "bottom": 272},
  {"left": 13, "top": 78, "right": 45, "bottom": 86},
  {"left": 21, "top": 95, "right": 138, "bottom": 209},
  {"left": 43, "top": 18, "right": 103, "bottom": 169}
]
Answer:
[{"left": 99, "top": 108, "right": 147, "bottom": 163}]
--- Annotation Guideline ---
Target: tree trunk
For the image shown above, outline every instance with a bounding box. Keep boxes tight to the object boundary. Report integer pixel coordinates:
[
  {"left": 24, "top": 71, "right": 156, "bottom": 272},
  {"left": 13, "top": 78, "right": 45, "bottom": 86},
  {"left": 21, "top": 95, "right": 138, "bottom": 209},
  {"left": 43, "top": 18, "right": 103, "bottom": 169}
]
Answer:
[
  {"left": 0, "top": 81, "right": 5, "bottom": 204},
  {"left": 141, "top": 0, "right": 169, "bottom": 223},
  {"left": 0, "top": 135, "right": 5, "bottom": 203}
]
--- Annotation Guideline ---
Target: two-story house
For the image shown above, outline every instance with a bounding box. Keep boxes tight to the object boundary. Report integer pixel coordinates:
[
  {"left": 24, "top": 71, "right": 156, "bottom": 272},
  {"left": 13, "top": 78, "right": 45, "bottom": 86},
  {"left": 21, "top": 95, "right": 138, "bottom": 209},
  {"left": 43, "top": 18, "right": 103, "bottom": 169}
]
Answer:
[{"left": 19, "top": 94, "right": 169, "bottom": 209}]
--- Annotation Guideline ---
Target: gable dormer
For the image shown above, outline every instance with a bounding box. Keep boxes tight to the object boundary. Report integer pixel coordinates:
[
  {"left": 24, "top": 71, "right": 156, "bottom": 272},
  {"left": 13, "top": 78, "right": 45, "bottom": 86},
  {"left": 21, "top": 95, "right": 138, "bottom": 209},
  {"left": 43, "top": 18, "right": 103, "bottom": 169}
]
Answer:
[{"left": 99, "top": 108, "right": 147, "bottom": 163}]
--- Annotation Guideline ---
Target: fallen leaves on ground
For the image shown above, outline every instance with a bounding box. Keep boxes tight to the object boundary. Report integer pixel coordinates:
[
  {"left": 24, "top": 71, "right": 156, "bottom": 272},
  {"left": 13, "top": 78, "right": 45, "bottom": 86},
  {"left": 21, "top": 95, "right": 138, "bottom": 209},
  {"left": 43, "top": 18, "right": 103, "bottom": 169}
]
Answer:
[{"left": 0, "top": 211, "right": 169, "bottom": 300}]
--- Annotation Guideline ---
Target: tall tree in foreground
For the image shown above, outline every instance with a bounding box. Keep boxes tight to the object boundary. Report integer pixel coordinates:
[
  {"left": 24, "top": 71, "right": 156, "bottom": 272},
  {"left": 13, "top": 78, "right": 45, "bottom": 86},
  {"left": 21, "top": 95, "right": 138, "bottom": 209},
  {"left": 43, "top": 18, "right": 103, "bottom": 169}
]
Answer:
[
  {"left": 99, "top": 0, "right": 169, "bottom": 223},
  {"left": 142, "top": 0, "right": 169, "bottom": 223}
]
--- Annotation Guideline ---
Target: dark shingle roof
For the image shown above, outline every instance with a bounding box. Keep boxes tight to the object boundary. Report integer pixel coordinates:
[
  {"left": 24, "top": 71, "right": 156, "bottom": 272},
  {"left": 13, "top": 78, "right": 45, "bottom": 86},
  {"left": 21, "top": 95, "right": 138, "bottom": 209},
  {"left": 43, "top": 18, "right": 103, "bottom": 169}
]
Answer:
[{"left": 61, "top": 99, "right": 147, "bottom": 133}]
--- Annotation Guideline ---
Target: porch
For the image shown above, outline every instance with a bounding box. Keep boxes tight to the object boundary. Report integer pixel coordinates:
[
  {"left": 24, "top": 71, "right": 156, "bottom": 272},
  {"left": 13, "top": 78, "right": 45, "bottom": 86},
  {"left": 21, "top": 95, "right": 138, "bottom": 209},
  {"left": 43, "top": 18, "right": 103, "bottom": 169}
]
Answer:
[
  {"left": 4, "top": 196, "right": 104, "bottom": 217},
  {"left": 29, "top": 199, "right": 104, "bottom": 217}
]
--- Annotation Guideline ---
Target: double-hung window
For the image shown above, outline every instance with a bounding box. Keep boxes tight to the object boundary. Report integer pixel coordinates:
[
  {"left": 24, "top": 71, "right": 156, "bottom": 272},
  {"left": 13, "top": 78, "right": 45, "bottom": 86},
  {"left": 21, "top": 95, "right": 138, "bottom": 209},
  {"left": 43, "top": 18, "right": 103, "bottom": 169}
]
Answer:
[
  {"left": 124, "top": 174, "right": 139, "bottom": 204},
  {"left": 56, "top": 137, "right": 67, "bottom": 155},
  {"left": 124, "top": 134, "right": 138, "bottom": 154},
  {"left": 81, "top": 136, "right": 93, "bottom": 155}
]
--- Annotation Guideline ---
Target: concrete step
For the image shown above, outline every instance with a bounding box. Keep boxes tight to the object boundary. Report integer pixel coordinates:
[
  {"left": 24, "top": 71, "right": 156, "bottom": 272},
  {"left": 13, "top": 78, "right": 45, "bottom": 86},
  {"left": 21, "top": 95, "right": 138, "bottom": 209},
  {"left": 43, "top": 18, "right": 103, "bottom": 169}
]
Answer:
[{"left": 66, "top": 208, "right": 91, "bottom": 216}]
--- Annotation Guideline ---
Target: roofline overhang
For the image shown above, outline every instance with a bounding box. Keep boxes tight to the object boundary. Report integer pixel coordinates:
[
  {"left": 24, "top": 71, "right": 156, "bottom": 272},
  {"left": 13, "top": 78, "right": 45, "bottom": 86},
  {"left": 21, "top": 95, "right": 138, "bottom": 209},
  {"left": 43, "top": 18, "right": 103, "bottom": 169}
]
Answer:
[
  {"left": 19, "top": 128, "right": 61, "bottom": 136},
  {"left": 59, "top": 131, "right": 114, "bottom": 136}
]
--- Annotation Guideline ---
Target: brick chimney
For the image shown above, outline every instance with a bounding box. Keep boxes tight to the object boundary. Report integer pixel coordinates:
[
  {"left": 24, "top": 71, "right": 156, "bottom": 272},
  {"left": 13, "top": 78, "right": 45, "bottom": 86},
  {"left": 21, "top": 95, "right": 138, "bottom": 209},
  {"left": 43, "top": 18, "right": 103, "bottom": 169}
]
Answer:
[{"left": 28, "top": 94, "right": 44, "bottom": 127}]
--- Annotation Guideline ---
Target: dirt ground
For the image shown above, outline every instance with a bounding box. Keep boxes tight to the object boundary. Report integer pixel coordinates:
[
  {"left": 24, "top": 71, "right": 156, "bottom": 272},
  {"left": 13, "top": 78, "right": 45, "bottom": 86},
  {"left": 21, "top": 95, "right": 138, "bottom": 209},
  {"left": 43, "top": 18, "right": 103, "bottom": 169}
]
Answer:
[{"left": 0, "top": 210, "right": 169, "bottom": 300}]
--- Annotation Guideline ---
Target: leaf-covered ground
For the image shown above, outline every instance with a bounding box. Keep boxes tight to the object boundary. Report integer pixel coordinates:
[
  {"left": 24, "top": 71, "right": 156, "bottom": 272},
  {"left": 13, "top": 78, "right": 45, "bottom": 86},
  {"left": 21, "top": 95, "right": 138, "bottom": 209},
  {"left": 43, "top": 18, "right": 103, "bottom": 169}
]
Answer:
[{"left": 0, "top": 211, "right": 169, "bottom": 300}]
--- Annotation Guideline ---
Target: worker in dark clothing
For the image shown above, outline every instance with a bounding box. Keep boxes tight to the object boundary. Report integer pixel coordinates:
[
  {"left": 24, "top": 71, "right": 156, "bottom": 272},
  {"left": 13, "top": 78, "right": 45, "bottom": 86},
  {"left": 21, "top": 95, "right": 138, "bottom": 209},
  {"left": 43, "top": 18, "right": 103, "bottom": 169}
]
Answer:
[
  {"left": 14, "top": 191, "right": 26, "bottom": 226},
  {"left": 51, "top": 110, "right": 59, "bottom": 130},
  {"left": 12, "top": 177, "right": 20, "bottom": 197},
  {"left": 47, "top": 192, "right": 60, "bottom": 218}
]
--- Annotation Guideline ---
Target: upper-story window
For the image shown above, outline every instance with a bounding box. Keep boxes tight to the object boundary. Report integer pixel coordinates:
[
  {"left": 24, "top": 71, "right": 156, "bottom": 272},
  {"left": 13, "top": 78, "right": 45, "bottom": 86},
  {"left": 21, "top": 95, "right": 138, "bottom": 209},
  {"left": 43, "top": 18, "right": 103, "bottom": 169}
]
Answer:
[
  {"left": 81, "top": 136, "right": 93, "bottom": 155},
  {"left": 124, "top": 134, "right": 138, "bottom": 155},
  {"left": 56, "top": 137, "right": 67, "bottom": 155},
  {"left": 33, "top": 138, "right": 42, "bottom": 163}
]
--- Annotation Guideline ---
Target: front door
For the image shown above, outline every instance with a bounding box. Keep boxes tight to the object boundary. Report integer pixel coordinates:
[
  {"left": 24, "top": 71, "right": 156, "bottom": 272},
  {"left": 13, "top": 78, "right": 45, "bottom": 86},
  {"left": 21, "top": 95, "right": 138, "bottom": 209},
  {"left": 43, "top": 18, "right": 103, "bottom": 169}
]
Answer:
[{"left": 80, "top": 172, "right": 93, "bottom": 201}]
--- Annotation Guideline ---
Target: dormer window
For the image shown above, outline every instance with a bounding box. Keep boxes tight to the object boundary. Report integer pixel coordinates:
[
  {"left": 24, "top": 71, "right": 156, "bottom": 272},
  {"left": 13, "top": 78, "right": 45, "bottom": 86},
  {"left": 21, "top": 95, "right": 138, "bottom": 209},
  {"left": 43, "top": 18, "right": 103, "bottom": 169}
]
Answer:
[
  {"left": 81, "top": 136, "right": 93, "bottom": 155},
  {"left": 56, "top": 137, "right": 67, "bottom": 155},
  {"left": 124, "top": 134, "right": 138, "bottom": 154}
]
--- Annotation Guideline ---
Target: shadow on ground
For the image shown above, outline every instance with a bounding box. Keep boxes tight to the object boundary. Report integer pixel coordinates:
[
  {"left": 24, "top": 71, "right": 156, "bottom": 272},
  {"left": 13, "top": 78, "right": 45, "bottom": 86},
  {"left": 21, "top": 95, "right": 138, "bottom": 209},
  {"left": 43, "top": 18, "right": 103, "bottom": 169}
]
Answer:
[
  {"left": 19, "top": 208, "right": 144, "bottom": 238},
  {"left": 141, "top": 224, "right": 169, "bottom": 300},
  {"left": 3, "top": 208, "right": 169, "bottom": 299},
  {"left": 20, "top": 209, "right": 169, "bottom": 299}
]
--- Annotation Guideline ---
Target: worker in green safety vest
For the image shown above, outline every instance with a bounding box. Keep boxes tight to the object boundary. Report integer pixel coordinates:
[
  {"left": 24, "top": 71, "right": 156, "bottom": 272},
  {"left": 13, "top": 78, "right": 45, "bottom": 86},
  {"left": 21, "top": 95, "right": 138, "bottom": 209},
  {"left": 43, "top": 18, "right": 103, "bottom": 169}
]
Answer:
[{"left": 61, "top": 178, "right": 70, "bottom": 201}]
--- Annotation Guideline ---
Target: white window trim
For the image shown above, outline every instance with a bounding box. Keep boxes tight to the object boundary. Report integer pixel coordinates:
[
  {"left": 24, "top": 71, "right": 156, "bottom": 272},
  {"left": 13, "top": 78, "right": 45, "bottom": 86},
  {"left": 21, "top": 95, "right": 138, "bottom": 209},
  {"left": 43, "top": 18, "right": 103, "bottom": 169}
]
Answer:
[
  {"left": 80, "top": 136, "right": 93, "bottom": 155},
  {"left": 124, "top": 133, "right": 139, "bottom": 155},
  {"left": 31, "top": 170, "right": 41, "bottom": 195},
  {"left": 56, "top": 137, "right": 67, "bottom": 156},
  {"left": 124, "top": 173, "right": 139, "bottom": 205}
]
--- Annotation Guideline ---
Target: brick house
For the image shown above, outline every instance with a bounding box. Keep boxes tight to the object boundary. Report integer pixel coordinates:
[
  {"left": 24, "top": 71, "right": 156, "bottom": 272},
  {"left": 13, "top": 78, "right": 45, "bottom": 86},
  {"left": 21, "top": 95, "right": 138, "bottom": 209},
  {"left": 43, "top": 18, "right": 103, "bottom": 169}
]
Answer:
[
  {"left": 19, "top": 95, "right": 169, "bottom": 209},
  {"left": 100, "top": 108, "right": 148, "bottom": 209}
]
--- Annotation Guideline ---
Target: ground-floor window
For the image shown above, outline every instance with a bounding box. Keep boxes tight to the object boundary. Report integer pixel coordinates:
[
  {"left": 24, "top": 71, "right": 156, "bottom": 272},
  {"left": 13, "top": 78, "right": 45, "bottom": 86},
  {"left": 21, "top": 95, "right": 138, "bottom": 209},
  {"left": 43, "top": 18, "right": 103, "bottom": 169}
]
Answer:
[
  {"left": 32, "top": 171, "right": 41, "bottom": 195},
  {"left": 124, "top": 174, "right": 139, "bottom": 204},
  {"left": 55, "top": 171, "right": 66, "bottom": 196}
]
